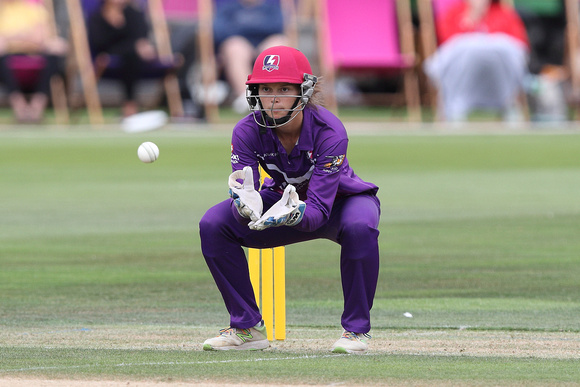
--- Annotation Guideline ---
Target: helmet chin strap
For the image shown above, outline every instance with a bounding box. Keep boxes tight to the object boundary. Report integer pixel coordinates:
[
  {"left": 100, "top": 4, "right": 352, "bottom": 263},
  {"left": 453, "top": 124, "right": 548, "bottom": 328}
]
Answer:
[{"left": 261, "top": 97, "right": 301, "bottom": 128}]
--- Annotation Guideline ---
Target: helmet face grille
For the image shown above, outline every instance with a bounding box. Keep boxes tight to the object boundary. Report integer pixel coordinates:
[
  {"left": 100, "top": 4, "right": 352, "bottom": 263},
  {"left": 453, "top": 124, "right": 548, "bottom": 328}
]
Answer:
[{"left": 246, "top": 74, "right": 318, "bottom": 129}]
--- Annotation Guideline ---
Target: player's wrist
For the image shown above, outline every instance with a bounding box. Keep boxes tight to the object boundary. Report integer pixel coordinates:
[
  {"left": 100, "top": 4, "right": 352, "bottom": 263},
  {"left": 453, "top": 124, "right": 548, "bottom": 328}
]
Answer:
[{"left": 285, "top": 202, "right": 305, "bottom": 227}]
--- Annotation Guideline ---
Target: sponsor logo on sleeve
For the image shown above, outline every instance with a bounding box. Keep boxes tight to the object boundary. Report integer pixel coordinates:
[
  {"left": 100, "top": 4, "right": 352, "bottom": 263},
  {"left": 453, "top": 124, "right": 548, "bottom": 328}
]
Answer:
[
  {"left": 322, "top": 154, "right": 345, "bottom": 173},
  {"left": 230, "top": 144, "right": 239, "bottom": 164}
]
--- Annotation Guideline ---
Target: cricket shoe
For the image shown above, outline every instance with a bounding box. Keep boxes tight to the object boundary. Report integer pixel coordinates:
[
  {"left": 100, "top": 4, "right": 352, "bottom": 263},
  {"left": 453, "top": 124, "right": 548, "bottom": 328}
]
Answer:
[
  {"left": 331, "top": 330, "right": 371, "bottom": 354},
  {"left": 203, "top": 323, "right": 269, "bottom": 351}
]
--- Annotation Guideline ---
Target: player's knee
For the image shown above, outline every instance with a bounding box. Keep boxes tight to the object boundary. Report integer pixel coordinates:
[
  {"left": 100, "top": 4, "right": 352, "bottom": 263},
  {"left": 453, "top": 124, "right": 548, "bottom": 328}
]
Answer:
[
  {"left": 341, "top": 221, "right": 379, "bottom": 246},
  {"left": 199, "top": 209, "right": 232, "bottom": 259},
  {"left": 199, "top": 204, "right": 227, "bottom": 240},
  {"left": 339, "top": 222, "right": 380, "bottom": 265},
  {"left": 198, "top": 213, "right": 214, "bottom": 240}
]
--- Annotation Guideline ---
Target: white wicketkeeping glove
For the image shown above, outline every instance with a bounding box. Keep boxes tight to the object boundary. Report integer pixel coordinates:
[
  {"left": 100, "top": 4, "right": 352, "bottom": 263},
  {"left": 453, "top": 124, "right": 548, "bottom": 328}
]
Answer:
[
  {"left": 228, "top": 166, "right": 263, "bottom": 221},
  {"left": 248, "top": 184, "right": 306, "bottom": 231}
]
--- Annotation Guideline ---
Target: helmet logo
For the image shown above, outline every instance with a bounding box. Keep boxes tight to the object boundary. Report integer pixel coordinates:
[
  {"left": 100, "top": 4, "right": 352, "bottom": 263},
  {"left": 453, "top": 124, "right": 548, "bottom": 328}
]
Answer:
[{"left": 262, "top": 55, "right": 280, "bottom": 72}]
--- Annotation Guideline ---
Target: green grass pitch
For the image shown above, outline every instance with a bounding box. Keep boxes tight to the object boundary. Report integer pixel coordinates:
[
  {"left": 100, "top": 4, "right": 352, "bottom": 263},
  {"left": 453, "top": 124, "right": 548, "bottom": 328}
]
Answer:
[{"left": 0, "top": 126, "right": 579, "bottom": 385}]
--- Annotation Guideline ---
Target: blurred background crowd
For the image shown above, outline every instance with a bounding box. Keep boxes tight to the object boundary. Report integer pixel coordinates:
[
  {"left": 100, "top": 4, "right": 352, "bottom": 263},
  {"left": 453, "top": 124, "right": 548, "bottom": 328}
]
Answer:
[{"left": 0, "top": 0, "right": 575, "bottom": 125}]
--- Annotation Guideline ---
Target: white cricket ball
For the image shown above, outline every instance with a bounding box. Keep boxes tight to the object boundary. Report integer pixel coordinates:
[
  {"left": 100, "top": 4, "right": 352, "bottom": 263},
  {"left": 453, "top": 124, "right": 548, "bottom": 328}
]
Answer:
[
  {"left": 403, "top": 312, "right": 413, "bottom": 318},
  {"left": 137, "top": 141, "right": 159, "bottom": 163}
]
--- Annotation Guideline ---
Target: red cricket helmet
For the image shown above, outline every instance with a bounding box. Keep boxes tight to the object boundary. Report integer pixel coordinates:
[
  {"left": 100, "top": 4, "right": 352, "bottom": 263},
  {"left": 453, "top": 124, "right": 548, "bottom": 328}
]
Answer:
[{"left": 246, "top": 46, "right": 313, "bottom": 85}]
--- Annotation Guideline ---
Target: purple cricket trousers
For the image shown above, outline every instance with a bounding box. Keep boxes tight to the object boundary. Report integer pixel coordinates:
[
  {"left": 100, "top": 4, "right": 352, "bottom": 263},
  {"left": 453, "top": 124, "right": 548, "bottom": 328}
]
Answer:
[{"left": 199, "top": 189, "right": 380, "bottom": 334}]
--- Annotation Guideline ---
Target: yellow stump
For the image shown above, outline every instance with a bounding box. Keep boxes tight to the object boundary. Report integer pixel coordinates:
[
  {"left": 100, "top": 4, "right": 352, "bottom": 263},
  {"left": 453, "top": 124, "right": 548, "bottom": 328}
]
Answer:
[
  {"left": 248, "top": 246, "right": 286, "bottom": 341},
  {"left": 273, "top": 246, "right": 286, "bottom": 340},
  {"left": 248, "top": 249, "right": 260, "bottom": 306}
]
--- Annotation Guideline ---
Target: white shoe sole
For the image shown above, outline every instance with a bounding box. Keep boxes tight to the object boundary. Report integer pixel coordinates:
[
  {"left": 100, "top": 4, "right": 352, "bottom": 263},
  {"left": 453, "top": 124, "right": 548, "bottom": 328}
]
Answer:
[{"left": 203, "top": 340, "right": 269, "bottom": 351}]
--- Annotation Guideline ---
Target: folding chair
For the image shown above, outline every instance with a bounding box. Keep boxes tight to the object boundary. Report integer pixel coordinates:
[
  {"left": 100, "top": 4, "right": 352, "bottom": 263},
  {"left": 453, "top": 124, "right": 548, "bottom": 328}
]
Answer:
[
  {"left": 160, "top": 0, "right": 221, "bottom": 123},
  {"left": 196, "top": 0, "right": 298, "bottom": 123},
  {"left": 417, "top": 0, "right": 462, "bottom": 112},
  {"left": 162, "top": 0, "right": 198, "bottom": 21},
  {"left": 565, "top": 0, "right": 580, "bottom": 118},
  {"left": 161, "top": 0, "right": 209, "bottom": 120},
  {"left": 316, "top": 0, "right": 421, "bottom": 121},
  {"left": 66, "top": 0, "right": 183, "bottom": 125}
]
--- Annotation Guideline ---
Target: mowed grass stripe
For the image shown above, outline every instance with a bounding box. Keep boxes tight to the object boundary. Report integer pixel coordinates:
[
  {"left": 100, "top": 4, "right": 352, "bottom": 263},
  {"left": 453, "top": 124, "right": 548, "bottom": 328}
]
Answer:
[{"left": 1, "top": 347, "right": 579, "bottom": 384}]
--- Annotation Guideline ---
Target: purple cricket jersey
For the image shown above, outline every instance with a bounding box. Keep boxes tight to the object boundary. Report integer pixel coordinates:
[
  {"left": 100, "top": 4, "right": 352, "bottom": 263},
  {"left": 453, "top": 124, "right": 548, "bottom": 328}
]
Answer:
[{"left": 230, "top": 106, "right": 379, "bottom": 232}]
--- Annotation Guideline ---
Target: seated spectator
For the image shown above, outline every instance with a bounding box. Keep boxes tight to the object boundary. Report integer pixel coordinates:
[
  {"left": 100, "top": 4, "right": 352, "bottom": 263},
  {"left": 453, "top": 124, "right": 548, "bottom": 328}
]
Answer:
[
  {"left": 516, "top": 0, "right": 565, "bottom": 75},
  {"left": 87, "top": 0, "right": 168, "bottom": 117},
  {"left": 424, "top": 0, "right": 530, "bottom": 121},
  {"left": 161, "top": 0, "right": 204, "bottom": 119},
  {"left": 0, "top": 0, "right": 68, "bottom": 123},
  {"left": 517, "top": 0, "right": 567, "bottom": 121},
  {"left": 213, "top": 0, "right": 289, "bottom": 113}
]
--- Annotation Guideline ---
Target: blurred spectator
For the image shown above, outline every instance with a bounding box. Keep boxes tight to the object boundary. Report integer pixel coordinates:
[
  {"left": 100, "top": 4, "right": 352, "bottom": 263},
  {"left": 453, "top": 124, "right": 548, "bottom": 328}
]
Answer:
[
  {"left": 516, "top": 0, "right": 567, "bottom": 121},
  {"left": 516, "top": 0, "right": 565, "bottom": 75},
  {"left": 0, "top": 0, "right": 68, "bottom": 123},
  {"left": 213, "top": 0, "right": 289, "bottom": 113},
  {"left": 424, "top": 0, "right": 530, "bottom": 121},
  {"left": 87, "top": 0, "right": 166, "bottom": 117}
]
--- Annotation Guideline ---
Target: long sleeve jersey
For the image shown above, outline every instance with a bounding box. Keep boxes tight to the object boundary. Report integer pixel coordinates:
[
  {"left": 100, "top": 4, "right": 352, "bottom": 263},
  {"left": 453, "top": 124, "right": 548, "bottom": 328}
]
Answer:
[{"left": 230, "top": 105, "right": 378, "bottom": 232}]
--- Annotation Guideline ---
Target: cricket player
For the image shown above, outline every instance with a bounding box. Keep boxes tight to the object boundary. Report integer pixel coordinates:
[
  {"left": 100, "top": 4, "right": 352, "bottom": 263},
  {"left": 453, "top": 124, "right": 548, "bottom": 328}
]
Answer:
[{"left": 200, "top": 46, "right": 380, "bottom": 354}]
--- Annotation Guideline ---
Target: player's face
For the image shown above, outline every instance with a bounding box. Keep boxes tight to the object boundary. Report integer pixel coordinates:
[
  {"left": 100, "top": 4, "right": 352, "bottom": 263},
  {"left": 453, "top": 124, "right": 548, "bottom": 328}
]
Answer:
[{"left": 258, "top": 83, "right": 301, "bottom": 119}]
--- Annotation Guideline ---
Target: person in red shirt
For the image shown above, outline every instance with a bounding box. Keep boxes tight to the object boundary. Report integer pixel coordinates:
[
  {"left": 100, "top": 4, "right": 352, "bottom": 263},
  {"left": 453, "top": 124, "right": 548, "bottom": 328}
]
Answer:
[
  {"left": 437, "top": 0, "right": 528, "bottom": 46},
  {"left": 424, "top": 0, "right": 530, "bottom": 121}
]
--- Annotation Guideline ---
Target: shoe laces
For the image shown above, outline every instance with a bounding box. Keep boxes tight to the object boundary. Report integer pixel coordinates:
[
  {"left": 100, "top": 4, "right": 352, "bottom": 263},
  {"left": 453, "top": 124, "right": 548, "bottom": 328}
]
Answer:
[
  {"left": 343, "top": 331, "right": 371, "bottom": 340},
  {"left": 218, "top": 327, "right": 236, "bottom": 336},
  {"left": 218, "top": 326, "right": 253, "bottom": 337}
]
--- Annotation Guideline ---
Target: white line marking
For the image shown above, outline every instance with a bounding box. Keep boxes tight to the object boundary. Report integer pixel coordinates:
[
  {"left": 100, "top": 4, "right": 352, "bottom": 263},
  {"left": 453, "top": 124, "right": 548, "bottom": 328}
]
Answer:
[{"left": 0, "top": 354, "right": 350, "bottom": 373}]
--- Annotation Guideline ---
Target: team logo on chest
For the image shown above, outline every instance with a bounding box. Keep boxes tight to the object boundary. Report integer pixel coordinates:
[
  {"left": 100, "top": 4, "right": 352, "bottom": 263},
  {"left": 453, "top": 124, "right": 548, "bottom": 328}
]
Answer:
[{"left": 262, "top": 55, "right": 280, "bottom": 72}]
